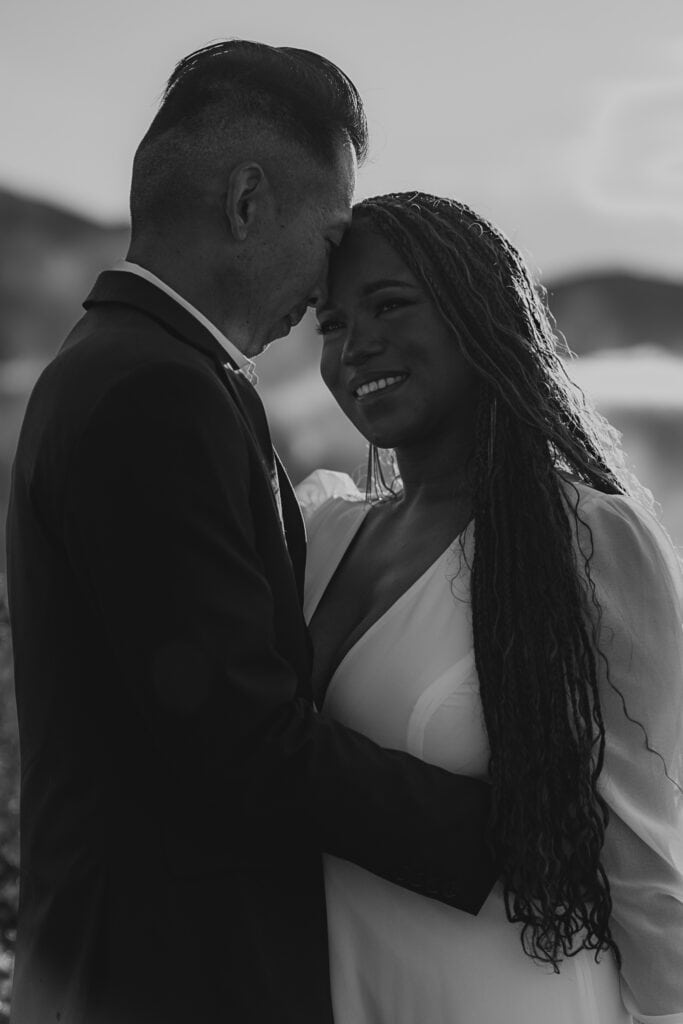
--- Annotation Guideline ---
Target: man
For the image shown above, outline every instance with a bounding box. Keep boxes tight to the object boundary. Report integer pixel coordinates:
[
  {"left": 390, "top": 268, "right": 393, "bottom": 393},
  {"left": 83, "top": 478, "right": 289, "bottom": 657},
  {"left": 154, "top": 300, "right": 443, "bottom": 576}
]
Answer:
[{"left": 6, "top": 41, "right": 496, "bottom": 1023}]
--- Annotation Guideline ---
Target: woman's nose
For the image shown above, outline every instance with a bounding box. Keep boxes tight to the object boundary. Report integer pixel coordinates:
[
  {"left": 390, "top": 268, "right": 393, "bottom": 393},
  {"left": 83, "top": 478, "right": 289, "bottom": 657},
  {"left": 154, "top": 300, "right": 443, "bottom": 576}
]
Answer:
[{"left": 341, "top": 322, "right": 384, "bottom": 365}]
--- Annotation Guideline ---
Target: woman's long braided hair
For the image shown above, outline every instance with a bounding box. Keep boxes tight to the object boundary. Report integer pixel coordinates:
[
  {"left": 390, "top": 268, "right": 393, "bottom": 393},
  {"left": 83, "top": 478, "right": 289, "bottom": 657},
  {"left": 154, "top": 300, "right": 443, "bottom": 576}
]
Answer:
[{"left": 355, "top": 191, "right": 652, "bottom": 970}]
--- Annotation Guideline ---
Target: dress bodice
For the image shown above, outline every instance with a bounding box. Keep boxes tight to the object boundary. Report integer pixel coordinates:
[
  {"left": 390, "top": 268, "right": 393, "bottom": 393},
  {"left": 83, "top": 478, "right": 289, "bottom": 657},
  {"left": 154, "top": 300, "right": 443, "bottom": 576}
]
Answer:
[{"left": 303, "top": 479, "right": 489, "bottom": 776}]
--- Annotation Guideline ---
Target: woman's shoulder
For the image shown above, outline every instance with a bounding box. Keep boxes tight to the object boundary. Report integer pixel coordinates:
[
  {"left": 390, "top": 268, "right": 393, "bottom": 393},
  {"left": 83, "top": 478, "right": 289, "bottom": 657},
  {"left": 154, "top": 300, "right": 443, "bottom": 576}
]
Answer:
[
  {"left": 295, "top": 468, "right": 366, "bottom": 534},
  {"left": 559, "top": 474, "right": 682, "bottom": 598},
  {"left": 559, "top": 473, "right": 661, "bottom": 537}
]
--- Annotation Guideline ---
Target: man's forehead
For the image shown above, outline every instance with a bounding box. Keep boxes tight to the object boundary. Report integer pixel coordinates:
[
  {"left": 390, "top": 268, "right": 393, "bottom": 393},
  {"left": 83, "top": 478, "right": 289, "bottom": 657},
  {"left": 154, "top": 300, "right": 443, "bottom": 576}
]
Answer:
[
  {"left": 321, "top": 138, "right": 356, "bottom": 207},
  {"left": 339, "top": 139, "right": 357, "bottom": 201}
]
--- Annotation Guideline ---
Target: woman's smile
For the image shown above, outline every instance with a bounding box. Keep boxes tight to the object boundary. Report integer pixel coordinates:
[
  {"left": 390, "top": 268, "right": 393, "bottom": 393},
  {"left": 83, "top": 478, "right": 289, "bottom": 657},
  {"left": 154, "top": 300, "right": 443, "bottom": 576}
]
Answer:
[{"left": 350, "top": 372, "right": 409, "bottom": 402}]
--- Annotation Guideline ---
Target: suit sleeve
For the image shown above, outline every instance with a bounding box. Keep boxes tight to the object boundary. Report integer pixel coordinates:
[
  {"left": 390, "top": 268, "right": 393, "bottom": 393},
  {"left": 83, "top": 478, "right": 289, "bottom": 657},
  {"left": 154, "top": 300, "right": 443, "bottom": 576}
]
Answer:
[{"left": 63, "top": 362, "right": 497, "bottom": 912}]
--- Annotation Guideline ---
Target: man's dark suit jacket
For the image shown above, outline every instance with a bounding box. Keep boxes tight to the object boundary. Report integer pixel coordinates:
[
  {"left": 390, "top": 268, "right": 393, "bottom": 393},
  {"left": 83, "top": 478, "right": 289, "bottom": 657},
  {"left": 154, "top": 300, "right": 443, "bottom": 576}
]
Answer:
[{"left": 6, "top": 270, "right": 496, "bottom": 1023}]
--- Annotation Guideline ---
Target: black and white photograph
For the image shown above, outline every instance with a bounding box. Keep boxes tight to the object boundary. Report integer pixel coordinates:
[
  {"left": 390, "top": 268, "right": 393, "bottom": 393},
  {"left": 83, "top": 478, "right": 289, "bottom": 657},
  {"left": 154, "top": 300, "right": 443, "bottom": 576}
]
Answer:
[{"left": 1, "top": 0, "right": 682, "bottom": 1021}]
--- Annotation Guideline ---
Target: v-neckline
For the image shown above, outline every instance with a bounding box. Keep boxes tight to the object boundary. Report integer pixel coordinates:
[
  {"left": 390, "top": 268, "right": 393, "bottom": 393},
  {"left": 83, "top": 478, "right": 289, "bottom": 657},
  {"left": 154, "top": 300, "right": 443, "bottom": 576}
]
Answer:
[
  {"left": 324, "top": 545, "right": 454, "bottom": 708},
  {"left": 308, "top": 502, "right": 460, "bottom": 706}
]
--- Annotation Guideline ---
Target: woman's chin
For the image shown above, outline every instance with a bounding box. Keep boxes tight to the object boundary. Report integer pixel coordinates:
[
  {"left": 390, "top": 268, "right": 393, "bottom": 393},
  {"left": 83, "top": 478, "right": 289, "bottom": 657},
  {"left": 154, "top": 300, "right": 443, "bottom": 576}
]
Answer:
[
  {"left": 362, "top": 430, "right": 398, "bottom": 450},
  {"left": 350, "top": 415, "right": 405, "bottom": 450}
]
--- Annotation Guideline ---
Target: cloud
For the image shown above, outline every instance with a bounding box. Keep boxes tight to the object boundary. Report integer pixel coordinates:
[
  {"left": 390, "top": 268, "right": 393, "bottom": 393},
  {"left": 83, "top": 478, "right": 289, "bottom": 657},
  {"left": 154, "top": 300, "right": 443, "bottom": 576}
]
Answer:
[{"left": 574, "top": 41, "right": 683, "bottom": 224}]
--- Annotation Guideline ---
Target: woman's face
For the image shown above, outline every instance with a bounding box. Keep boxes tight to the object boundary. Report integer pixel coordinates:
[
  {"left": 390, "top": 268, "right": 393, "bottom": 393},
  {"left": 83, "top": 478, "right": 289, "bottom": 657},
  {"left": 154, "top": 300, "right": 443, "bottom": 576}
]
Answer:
[{"left": 317, "top": 225, "right": 479, "bottom": 451}]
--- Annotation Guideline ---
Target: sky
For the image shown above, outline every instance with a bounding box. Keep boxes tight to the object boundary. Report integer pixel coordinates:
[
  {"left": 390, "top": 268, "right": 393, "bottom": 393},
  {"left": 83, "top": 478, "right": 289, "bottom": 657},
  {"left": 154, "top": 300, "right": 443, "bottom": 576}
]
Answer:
[{"left": 1, "top": 0, "right": 683, "bottom": 279}]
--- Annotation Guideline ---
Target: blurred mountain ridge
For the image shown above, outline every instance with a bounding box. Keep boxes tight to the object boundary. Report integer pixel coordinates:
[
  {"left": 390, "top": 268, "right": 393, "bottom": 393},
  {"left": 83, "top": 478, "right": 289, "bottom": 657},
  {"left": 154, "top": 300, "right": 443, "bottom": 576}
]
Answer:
[
  {"left": 0, "top": 187, "right": 129, "bottom": 364},
  {"left": 548, "top": 273, "right": 683, "bottom": 356}
]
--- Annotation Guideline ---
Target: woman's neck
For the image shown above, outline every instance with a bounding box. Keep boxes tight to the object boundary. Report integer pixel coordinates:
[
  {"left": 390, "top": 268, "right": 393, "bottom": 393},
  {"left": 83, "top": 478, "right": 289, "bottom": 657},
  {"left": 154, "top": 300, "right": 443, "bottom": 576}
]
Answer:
[{"left": 392, "top": 437, "right": 474, "bottom": 513}]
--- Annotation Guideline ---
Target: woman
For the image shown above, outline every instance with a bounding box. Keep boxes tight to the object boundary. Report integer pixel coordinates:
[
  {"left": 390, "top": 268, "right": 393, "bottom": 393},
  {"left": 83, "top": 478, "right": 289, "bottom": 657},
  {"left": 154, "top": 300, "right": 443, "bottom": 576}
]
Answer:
[{"left": 297, "top": 192, "right": 683, "bottom": 1023}]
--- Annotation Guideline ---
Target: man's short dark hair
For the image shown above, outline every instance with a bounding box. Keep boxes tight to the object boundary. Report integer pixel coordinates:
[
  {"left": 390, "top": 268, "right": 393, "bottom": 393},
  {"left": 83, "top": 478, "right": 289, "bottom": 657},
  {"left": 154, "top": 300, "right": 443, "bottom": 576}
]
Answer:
[
  {"left": 129, "top": 40, "right": 367, "bottom": 234},
  {"left": 149, "top": 40, "right": 367, "bottom": 164}
]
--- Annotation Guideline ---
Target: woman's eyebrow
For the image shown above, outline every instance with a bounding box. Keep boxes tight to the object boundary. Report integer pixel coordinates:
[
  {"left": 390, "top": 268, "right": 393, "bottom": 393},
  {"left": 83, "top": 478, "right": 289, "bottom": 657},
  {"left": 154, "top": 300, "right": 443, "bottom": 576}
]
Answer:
[
  {"left": 359, "top": 278, "right": 417, "bottom": 297},
  {"left": 318, "top": 278, "right": 418, "bottom": 315}
]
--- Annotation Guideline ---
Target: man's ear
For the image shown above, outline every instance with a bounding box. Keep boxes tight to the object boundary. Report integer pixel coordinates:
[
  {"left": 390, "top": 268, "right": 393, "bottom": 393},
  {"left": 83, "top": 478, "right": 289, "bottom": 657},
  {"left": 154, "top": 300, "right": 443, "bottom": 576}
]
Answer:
[{"left": 224, "top": 163, "right": 270, "bottom": 242}]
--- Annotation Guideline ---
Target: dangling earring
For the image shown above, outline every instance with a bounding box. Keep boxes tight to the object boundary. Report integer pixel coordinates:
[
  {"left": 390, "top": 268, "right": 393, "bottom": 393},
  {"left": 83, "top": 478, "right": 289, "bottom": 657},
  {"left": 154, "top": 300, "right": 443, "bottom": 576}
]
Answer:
[
  {"left": 365, "top": 443, "right": 377, "bottom": 502},
  {"left": 487, "top": 397, "right": 497, "bottom": 473},
  {"left": 387, "top": 448, "right": 401, "bottom": 495},
  {"left": 366, "top": 443, "right": 400, "bottom": 503}
]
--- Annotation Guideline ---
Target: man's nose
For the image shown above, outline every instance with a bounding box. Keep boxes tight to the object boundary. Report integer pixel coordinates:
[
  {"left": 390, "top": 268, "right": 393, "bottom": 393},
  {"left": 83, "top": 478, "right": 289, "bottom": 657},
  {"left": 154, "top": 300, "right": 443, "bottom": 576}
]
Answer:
[
  {"left": 308, "top": 261, "right": 331, "bottom": 309},
  {"left": 311, "top": 282, "right": 329, "bottom": 309},
  {"left": 308, "top": 284, "right": 326, "bottom": 310}
]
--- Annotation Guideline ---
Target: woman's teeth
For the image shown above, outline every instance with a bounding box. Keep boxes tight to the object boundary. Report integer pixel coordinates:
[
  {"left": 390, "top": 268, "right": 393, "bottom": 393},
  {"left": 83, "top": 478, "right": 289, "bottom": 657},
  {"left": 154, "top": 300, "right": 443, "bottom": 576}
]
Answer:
[{"left": 354, "top": 375, "right": 406, "bottom": 400}]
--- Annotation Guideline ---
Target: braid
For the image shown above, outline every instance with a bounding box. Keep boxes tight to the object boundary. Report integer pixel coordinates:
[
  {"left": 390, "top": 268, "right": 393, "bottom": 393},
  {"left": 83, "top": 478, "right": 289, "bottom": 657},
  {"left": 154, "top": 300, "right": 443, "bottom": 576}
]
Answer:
[
  {"left": 356, "top": 191, "right": 653, "bottom": 968},
  {"left": 471, "top": 394, "right": 615, "bottom": 964}
]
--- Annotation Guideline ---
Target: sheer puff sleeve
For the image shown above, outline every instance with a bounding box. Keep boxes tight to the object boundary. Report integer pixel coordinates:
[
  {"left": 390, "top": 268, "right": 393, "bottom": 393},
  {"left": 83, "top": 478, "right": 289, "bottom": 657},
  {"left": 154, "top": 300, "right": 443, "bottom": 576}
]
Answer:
[
  {"left": 295, "top": 468, "right": 363, "bottom": 527},
  {"left": 572, "top": 485, "right": 683, "bottom": 1023}
]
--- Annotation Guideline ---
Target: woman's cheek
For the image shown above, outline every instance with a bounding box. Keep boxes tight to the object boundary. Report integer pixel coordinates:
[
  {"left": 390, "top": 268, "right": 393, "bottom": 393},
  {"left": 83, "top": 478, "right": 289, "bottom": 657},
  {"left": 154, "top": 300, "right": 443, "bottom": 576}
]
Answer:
[{"left": 319, "top": 345, "right": 339, "bottom": 395}]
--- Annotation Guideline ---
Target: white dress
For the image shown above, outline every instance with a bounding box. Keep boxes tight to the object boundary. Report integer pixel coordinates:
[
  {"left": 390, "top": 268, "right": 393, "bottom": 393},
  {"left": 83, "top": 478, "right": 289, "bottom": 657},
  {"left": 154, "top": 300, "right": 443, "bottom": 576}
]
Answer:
[{"left": 298, "top": 470, "right": 683, "bottom": 1024}]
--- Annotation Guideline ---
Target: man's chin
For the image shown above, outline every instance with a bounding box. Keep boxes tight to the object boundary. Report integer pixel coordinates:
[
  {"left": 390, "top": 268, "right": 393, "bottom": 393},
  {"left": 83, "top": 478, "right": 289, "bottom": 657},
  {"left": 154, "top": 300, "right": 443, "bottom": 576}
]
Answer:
[
  {"left": 243, "top": 317, "right": 293, "bottom": 356},
  {"left": 241, "top": 335, "right": 272, "bottom": 358}
]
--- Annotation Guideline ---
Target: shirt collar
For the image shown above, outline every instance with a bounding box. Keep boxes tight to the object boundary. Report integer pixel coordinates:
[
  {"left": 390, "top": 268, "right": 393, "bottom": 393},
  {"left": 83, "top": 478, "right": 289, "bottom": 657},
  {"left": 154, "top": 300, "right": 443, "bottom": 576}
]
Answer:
[{"left": 112, "top": 259, "right": 258, "bottom": 384}]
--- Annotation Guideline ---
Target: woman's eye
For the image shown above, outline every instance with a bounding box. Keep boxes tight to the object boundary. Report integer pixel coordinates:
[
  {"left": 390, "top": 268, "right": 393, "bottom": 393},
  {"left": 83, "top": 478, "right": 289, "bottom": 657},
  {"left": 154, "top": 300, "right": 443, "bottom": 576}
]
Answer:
[
  {"left": 315, "top": 299, "right": 412, "bottom": 334},
  {"left": 315, "top": 320, "right": 343, "bottom": 336},
  {"left": 377, "top": 298, "right": 409, "bottom": 314}
]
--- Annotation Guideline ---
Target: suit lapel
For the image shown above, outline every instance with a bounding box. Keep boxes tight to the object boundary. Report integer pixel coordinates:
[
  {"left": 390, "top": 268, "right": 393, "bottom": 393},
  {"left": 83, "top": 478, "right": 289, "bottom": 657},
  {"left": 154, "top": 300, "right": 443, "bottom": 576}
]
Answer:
[
  {"left": 84, "top": 270, "right": 231, "bottom": 369},
  {"left": 275, "top": 456, "right": 307, "bottom": 602},
  {"left": 83, "top": 271, "right": 306, "bottom": 593}
]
